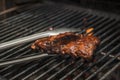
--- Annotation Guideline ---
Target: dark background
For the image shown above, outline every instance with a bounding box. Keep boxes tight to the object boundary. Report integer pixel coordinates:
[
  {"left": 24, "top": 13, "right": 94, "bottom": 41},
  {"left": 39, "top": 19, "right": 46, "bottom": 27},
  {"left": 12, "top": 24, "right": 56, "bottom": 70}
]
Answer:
[
  {"left": 50, "top": 0, "right": 120, "bottom": 14},
  {"left": 0, "top": 0, "right": 120, "bottom": 20}
]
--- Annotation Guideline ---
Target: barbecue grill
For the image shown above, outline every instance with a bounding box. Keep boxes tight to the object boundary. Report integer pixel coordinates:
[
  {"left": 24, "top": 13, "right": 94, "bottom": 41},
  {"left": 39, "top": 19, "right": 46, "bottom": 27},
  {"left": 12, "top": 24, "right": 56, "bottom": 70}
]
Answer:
[{"left": 0, "top": 1, "right": 120, "bottom": 80}]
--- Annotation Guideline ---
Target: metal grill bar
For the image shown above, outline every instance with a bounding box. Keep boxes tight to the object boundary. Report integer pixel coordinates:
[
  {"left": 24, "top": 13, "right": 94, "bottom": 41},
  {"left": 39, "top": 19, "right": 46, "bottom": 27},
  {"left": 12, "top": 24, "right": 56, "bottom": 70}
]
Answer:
[
  {"left": 0, "top": 8, "right": 84, "bottom": 73},
  {"left": 0, "top": 7, "right": 77, "bottom": 54},
  {"left": 0, "top": 7, "right": 88, "bottom": 78},
  {"left": 0, "top": 8, "right": 87, "bottom": 65},
  {"left": 32, "top": 16, "right": 112, "bottom": 79},
  {"left": 6, "top": 13, "right": 93, "bottom": 79},
  {"left": 59, "top": 63, "right": 84, "bottom": 80},
  {"left": 95, "top": 20, "right": 118, "bottom": 36},
  {"left": 0, "top": 8, "right": 66, "bottom": 57},
  {"left": 61, "top": 32, "right": 120, "bottom": 80},
  {"left": 73, "top": 44, "right": 120, "bottom": 80},
  {"left": 0, "top": 4, "right": 119, "bottom": 80},
  {"left": 8, "top": 14, "right": 102, "bottom": 79},
  {"left": 99, "top": 62, "right": 120, "bottom": 80},
  {"left": 34, "top": 60, "right": 65, "bottom": 80},
  {"left": 86, "top": 53, "right": 120, "bottom": 80},
  {"left": 8, "top": 58, "right": 57, "bottom": 79},
  {"left": 0, "top": 4, "right": 59, "bottom": 23},
  {"left": 0, "top": 7, "right": 70, "bottom": 42},
  {"left": 0, "top": 5, "right": 42, "bottom": 28},
  {"left": 18, "top": 15, "right": 104, "bottom": 79},
  {"left": 3, "top": 57, "right": 55, "bottom": 78},
  {"left": 22, "top": 59, "right": 57, "bottom": 80},
  {"left": 47, "top": 59, "right": 83, "bottom": 80}
]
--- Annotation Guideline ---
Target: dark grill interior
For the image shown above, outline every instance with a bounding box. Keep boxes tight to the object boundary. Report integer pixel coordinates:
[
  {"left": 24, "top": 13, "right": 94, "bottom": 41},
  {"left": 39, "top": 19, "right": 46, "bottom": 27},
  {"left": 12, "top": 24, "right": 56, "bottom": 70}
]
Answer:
[{"left": 0, "top": 4, "right": 120, "bottom": 80}]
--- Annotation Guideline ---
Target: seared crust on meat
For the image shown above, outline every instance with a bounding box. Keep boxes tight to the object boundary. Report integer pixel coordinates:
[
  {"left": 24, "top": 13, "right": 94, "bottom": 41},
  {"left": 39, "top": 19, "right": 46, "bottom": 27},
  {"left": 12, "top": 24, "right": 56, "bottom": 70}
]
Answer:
[{"left": 31, "top": 28, "right": 100, "bottom": 59}]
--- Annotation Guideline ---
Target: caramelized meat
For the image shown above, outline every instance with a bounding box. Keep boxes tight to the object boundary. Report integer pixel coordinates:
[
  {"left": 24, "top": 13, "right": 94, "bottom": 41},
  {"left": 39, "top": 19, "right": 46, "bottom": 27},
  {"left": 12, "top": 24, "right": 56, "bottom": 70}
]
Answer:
[{"left": 31, "top": 28, "right": 100, "bottom": 59}]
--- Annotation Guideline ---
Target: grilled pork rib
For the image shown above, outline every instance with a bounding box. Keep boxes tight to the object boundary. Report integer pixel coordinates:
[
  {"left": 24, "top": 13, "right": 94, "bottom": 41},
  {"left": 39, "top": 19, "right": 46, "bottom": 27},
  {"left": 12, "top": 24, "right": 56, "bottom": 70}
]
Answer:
[{"left": 31, "top": 28, "right": 100, "bottom": 59}]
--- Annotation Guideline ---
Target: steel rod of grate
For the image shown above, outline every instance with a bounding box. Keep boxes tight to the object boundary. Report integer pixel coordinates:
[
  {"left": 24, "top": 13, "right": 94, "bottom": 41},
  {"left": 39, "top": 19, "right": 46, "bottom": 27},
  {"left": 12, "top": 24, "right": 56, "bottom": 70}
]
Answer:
[
  {"left": 44, "top": 16, "right": 104, "bottom": 79},
  {"left": 0, "top": 14, "right": 46, "bottom": 37},
  {"left": 46, "top": 64, "right": 71, "bottom": 80},
  {"left": 3, "top": 62, "right": 40, "bottom": 78},
  {"left": 49, "top": 13, "right": 90, "bottom": 30},
  {"left": 94, "top": 19, "right": 116, "bottom": 34},
  {"left": 0, "top": 49, "right": 31, "bottom": 73},
  {"left": 0, "top": 6, "right": 71, "bottom": 50},
  {"left": 0, "top": 5, "right": 66, "bottom": 34},
  {"left": 7, "top": 12, "right": 95, "bottom": 79},
  {"left": 0, "top": 9, "right": 79, "bottom": 42},
  {"left": 71, "top": 29, "right": 119, "bottom": 79},
  {"left": 0, "top": 8, "right": 72, "bottom": 40},
  {"left": 17, "top": 14, "right": 99, "bottom": 79},
  {"left": 0, "top": 53, "right": 56, "bottom": 67},
  {"left": 0, "top": 5, "right": 69, "bottom": 34},
  {"left": 13, "top": 58, "right": 56, "bottom": 79},
  {"left": 0, "top": 8, "right": 84, "bottom": 61},
  {"left": 99, "top": 35, "right": 120, "bottom": 53},
  {"left": 21, "top": 59, "right": 57, "bottom": 80},
  {"left": 99, "top": 62, "right": 120, "bottom": 80},
  {"left": 0, "top": 7, "right": 77, "bottom": 71},
  {"left": 0, "top": 9, "right": 85, "bottom": 44},
  {"left": 92, "top": 23, "right": 119, "bottom": 55},
  {"left": 72, "top": 15, "right": 98, "bottom": 28},
  {"left": 93, "top": 18, "right": 114, "bottom": 31},
  {"left": 34, "top": 60, "right": 66, "bottom": 80},
  {"left": 73, "top": 44, "right": 120, "bottom": 80},
  {"left": 86, "top": 17, "right": 107, "bottom": 27},
  {"left": 95, "top": 20, "right": 118, "bottom": 36},
  {"left": 0, "top": 54, "right": 55, "bottom": 73},
  {"left": 11, "top": 14, "right": 100, "bottom": 79},
  {"left": 52, "top": 13, "right": 90, "bottom": 29},
  {"left": 46, "top": 62, "right": 73, "bottom": 80},
  {"left": 15, "top": 58, "right": 67, "bottom": 80},
  {"left": 86, "top": 17, "right": 109, "bottom": 28},
  {"left": 99, "top": 23, "right": 119, "bottom": 39},
  {"left": 47, "top": 59, "right": 82, "bottom": 80},
  {"left": 74, "top": 16, "right": 105, "bottom": 29},
  {"left": 21, "top": 15, "right": 102, "bottom": 79},
  {"left": 7, "top": 14, "right": 112, "bottom": 79},
  {"left": 0, "top": 21, "right": 80, "bottom": 50},
  {"left": 71, "top": 16, "right": 100, "bottom": 28},
  {"left": 99, "top": 30, "right": 119, "bottom": 45},
  {"left": 101, "top": 52, "right": 120, "bottom": 60},
  {"left": 0, "top": 7, "right": 50, "bottom": 35},
  {"left": 0, "top": 10, "right": 77, "bottom": 58},
  {"left": 60, "top": 63, "right": 84, "bottom": 80},
  {"left": 86, "top": 52, "right": 120, "bottom": 80},
  {"left": 0, "top": 9, "right": 81, "bottom": 52},
  {"left": 23, "top": 59, "right": 71, "bottom": 80},
  {"left": 4, "top": 55, "right": 55, "bottom": 80},
  {"left": 0, "top": 4, "right": 56, "bottom": 24},
  {"left": 0, "top": 4, "right": 119, "bottom": 79},
  {"left": 0, "top": 14, "right": 34, "bottom": 32},
  {"left": 94, "top": 19, "right": 116, "bottom": 36},
  {"left": 60, "top": 35, "right": 120, "bottom": 80},
  {"left": 0, "top": 6, "right": 37, "bottom": 29},
  {"left": 0, "top": 7, "right": 66, "bottom": 41},
  {"left": 0, "top": 8, "right": 86, "bottom": 75},
  {"left": 0, "top": 8, "right": 84, "bottom": 38},
  {"left": 5, "top": 12, "right": 91, "bottom": 78},
  {"left": 0, "top": 5, "right": 41, "bottom": 28},
  {"left": 1, "top": 45, "right": 32, "bottom": 60}
]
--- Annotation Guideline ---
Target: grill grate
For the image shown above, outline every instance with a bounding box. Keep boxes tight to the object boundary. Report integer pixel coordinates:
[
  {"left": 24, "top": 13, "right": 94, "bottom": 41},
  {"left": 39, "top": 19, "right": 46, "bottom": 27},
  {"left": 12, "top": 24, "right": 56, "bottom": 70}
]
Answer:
[{"left": 0, "top": 4, "right": 120, "bottom": 80}]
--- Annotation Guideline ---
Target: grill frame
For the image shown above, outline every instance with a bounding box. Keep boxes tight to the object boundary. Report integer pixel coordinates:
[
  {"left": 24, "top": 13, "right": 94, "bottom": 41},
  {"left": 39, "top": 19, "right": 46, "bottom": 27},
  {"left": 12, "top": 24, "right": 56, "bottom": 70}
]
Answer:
[{"left": 0, "top": 3, "right": 120, "bottom": 80}]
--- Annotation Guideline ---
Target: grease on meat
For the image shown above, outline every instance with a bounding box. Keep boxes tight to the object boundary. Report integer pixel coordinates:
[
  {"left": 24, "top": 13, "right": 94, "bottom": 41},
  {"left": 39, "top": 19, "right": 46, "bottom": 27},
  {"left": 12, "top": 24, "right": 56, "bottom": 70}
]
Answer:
[{"left": 31, "top": 28, "right": 100, "bottom": 59}]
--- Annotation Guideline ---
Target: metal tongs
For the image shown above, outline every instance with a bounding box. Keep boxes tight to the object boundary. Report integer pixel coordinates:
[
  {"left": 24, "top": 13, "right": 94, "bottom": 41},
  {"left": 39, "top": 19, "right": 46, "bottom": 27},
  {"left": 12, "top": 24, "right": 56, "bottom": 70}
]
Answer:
[{"left": 0, "top": 28, "right": 83, "bottom": 67}]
